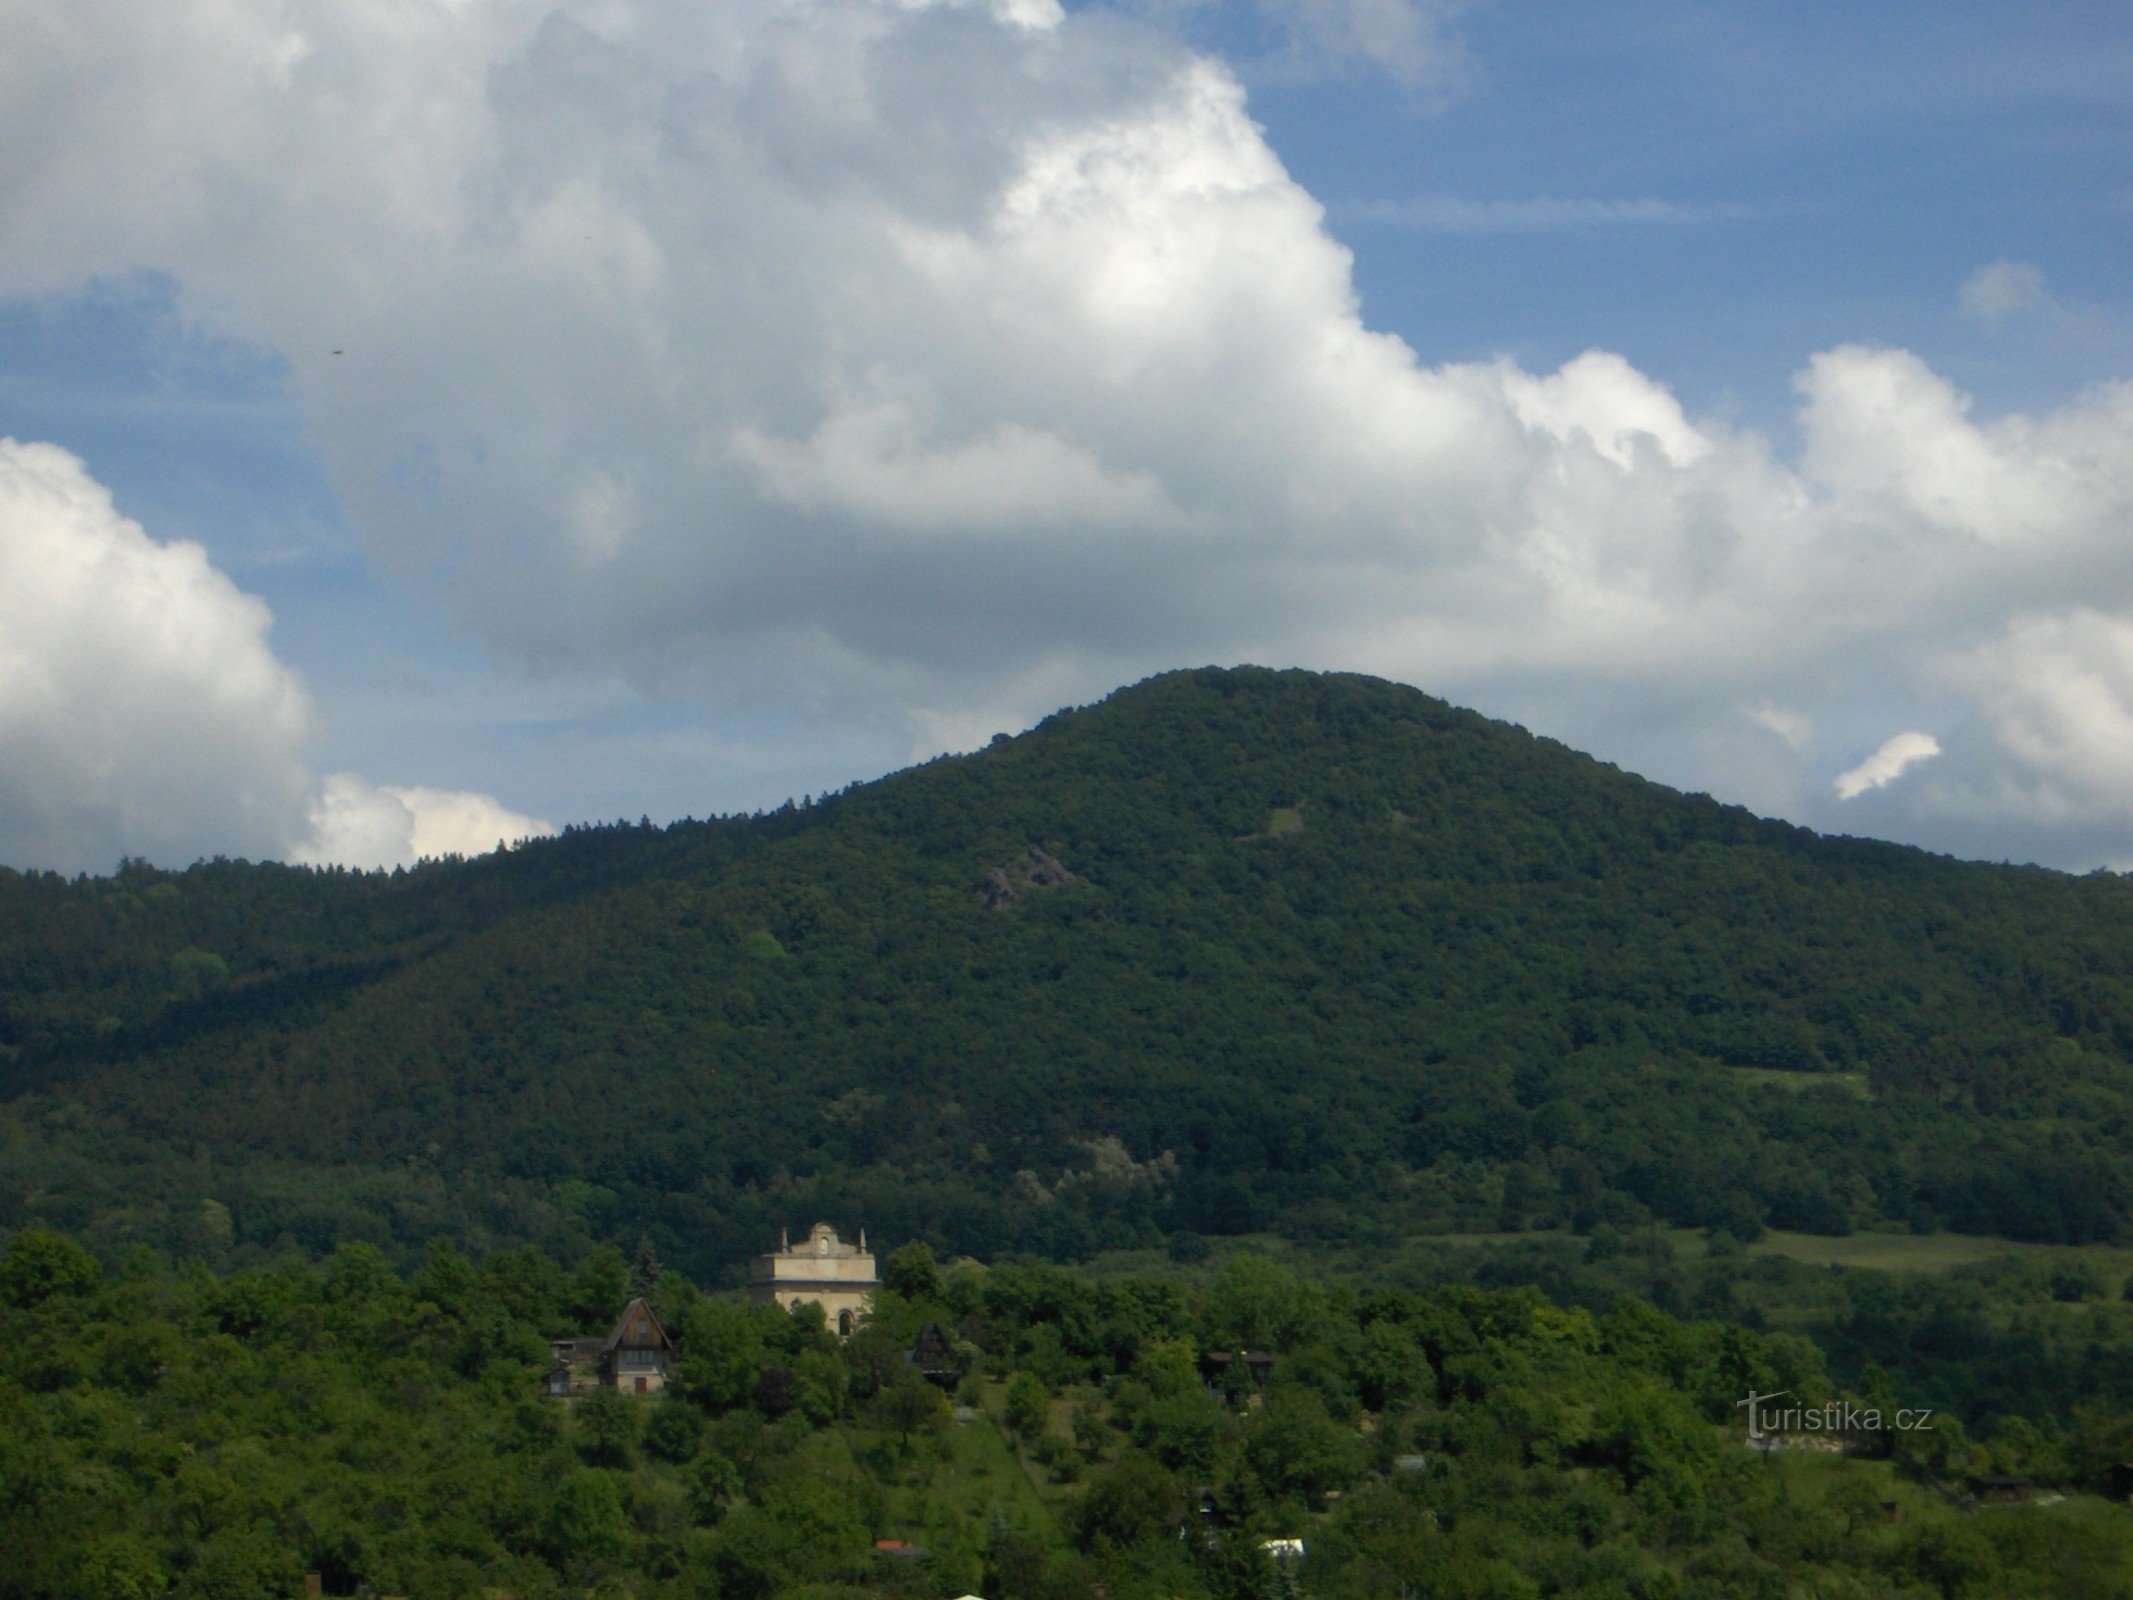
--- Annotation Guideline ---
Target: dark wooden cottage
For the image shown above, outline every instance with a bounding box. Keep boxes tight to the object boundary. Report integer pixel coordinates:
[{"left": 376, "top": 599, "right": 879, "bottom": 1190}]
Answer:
[
  {"left": 601, "top": 1296, "right": 675, "bottom": 1394},
  {"left": 907, "top": 1321, "right": 960, "bottom": 1386},
  {"left": 543, "top": 1297, "right": 676, "bottom": 1396}
]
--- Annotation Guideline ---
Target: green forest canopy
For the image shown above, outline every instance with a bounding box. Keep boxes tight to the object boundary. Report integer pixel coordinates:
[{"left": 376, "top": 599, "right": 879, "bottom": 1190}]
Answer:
[
  {"left": 7, "top": 1226, "right": 2132, "bottom": 1600},
  {"left": 5, "top": 666, "right": 2133, "bottom": 1277}
]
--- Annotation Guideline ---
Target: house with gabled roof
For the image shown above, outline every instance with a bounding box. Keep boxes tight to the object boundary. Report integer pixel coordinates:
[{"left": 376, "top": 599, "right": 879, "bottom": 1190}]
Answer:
[
  {"left": 907, "top": 1321, "right": 960, "bottom": 1387},
  {"left": 543, "top": 1296, "right": 677, "bottom": 1396}
]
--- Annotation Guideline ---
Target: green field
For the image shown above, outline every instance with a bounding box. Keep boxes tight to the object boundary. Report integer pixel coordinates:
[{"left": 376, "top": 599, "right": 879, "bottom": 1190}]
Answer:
[
  {"left": 1743, "top": 1228, "right": 2133, "bottom": 1278},
  {"left": 1720, "top": 1064, "right": 1874, "bottom": 1099},
  {"left": 1085, "top": 1225, "right": 2133, "bottom": 1286},
  {"left": 864, "top": 1377, "right": 1063, "bottom": 1556},
  {"left": 1390, "top": 1225, "right": 2133, "bottom": 1280}
]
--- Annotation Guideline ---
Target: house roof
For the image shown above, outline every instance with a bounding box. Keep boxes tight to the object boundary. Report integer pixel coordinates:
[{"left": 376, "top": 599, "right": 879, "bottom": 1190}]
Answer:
[
  {"left": 602, "top": 1296, "right": 675, "bottom": 1355},
  {"left": 908, "top": 1321, "right": 958, "bottom": 1372}
]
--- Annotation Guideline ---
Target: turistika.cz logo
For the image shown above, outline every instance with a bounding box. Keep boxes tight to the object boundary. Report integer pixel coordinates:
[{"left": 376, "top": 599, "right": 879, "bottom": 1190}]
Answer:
[{"left": 1736, "top": 1389, "right": 1933, "bottom": 1440}]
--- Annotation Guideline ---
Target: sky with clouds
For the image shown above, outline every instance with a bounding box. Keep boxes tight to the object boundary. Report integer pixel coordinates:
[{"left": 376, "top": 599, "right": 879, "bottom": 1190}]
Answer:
[{"left": 1, "top": 0, "right": 2130, "bottom": 874}]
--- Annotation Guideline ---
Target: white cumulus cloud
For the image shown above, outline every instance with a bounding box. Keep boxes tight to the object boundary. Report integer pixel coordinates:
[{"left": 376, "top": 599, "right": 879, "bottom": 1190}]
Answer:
[
  {"left": 3, "top": 1, "right": 2133, "bottom": 864},
  {"left": 1835, "top": 732, "right": 1942, "bottom": 800},
  {"left": 1961, "top": 260, "right": 2048, "bottom": 327},
  {"left": 295, "top": 775, "right": 553, "bottom": 871},
  {"left": 1940, "top": 611, "right": 2133, "bottom": 823},
  {"left": 0, "top": 436, "right": 316, "bottom": 871},
  {"left": 0, "top": 438, "right": 546, "bottom": 872}
]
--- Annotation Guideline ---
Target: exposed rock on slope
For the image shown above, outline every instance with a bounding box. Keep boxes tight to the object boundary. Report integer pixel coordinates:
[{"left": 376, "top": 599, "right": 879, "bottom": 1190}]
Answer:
[{"left": 975, "top": 844, "right": 1076, "bottom": 909}]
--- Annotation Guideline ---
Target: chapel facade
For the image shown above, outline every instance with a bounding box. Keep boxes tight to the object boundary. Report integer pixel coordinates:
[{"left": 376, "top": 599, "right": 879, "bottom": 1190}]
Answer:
[{"left": 748, "top": 1221, "right": 879, "bottom": 1335}]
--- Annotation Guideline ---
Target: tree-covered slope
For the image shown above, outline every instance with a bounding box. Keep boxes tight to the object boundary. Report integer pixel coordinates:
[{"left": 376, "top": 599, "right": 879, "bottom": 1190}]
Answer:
[
  {"left": 20, "top": 1226, "right": 2130, "bottom": 1600},
  {"left": 7, "top": 667, "right": 2133, "bottom": 1271}
]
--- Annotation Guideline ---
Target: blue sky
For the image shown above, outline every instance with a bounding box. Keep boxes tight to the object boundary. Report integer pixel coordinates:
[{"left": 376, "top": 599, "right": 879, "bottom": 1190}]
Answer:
[
  {"left": 1254, "top": 1, "right": 2132, "bottom": 416},
  {"left": 1, "top": 0, "right": 2129, "bottom": 872}
]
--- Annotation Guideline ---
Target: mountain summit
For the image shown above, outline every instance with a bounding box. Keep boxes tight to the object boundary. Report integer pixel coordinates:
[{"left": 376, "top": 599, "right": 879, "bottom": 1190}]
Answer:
[{"left": 6, "top": 667, "right": 2131, "bottom": 1270}]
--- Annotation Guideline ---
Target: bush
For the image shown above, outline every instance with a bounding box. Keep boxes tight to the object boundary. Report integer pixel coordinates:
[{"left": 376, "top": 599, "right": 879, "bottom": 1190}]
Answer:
[
  {"left": 1, "top": 1228, "right": 100, "bottom": 1308},
  {"left": 1075, "top": 1453, "right": 1183, "bottom": 1550},
  {"left": 542, "top": 1469, "right": 632, "bottom": 1569},
  {"left": 1006, "top": 1371, "right": 1050, "bottom": 1443},
  {"left": 883, "top": 1241, "right": 941, "bottom": 1300},
  {"left": 576, "top": 1387, "right": 640, "bottom": 1468},
  {"left": 174, "top": 1527, "right": 300, "bottom": 1600},
  {"left": 644, "top": 1400, "right": 703, "bottom": 1463}
]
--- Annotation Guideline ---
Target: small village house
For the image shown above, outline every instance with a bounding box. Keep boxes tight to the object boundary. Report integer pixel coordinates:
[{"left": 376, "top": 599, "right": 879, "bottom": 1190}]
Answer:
[
  {"left": 543, "top": 1296, "right": 676, "bottom": 1396},
  {"left": 907, "top": 1320, "right": 960, "bottom": 1386}
]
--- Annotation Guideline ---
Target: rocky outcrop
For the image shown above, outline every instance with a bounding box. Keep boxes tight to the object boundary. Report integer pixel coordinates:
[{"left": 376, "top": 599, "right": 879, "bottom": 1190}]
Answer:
[
  {"left": 1024, "top": 846, "right": 1073, "bottom": 887},
  {"left": 1014, "top": 1136, "right": 1179, "bottom": 1203},
  {"left": 974, "top": 844, "right": 1076, "bottom": 909}
]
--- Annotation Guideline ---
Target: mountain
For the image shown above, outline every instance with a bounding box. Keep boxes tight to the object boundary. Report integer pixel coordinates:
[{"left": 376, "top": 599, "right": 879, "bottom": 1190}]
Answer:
[{"left": 5, "top": 666, "right": 2132, "bottom": 1276}]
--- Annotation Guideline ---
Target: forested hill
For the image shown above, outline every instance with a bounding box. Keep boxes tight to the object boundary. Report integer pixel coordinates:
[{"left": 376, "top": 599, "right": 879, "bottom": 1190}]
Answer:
[{"left": 6, "top": 666, "right": 2133, "bottom": 1275}]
